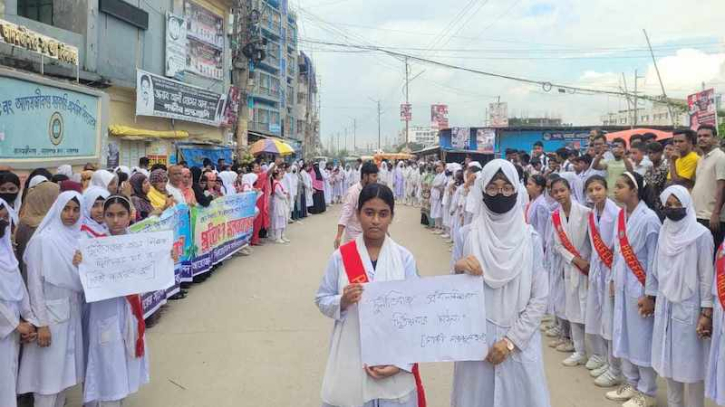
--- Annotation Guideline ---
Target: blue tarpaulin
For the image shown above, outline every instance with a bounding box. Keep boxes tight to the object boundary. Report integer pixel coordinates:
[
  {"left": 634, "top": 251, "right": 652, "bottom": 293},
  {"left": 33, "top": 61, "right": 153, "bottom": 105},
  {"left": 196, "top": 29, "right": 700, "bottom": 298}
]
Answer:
[{"left": 179, "top": 146, "right": 233, "bottom": 168}]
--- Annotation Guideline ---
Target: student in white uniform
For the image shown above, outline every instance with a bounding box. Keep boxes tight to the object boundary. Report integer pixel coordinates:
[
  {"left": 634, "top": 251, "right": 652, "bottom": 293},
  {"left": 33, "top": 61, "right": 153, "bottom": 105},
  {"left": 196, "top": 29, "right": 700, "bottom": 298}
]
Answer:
[
  {"left": 0, "top": 199, "right": 36, "bottom": 407},
  {"left": 584, "top": 175, "right": 624, "bottom": 388},
  {"left": 606, "top": 171, "right": 661, "bottom": 407},
  {"left": 17, "top": 191, "right": 86, "bottom": 407},
  {"left": 647, "top": 185, "right": 713, "bottom": 407},
  {"left": 316, "top": 183, "right": 423, "bottom": 407},
  {"left": 549, "top": 176, "right": 593, "bottom": 367},
  {"left": 451, "top": 159, "right": 551, "bottom": 407},
  {"left": 707, "top": 242, "right": 725, "bottom": 406},
  {"left": 430, "top": 162, "right": 446, "bottom": 234},
  {"left": 80, "top": 195, "right": 157, "bottom": 407},
  {"left": 525, "top": 174, "right": 551, "bottom": 241}
]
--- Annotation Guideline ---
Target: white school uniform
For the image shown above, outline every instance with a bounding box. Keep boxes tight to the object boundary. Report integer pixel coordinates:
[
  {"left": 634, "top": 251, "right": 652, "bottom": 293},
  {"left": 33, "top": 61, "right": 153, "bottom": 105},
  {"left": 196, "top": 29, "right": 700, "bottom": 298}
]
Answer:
[
  {"left": 451, "top": 160, "right": 551, "bottom": 407},
  {"left": 707, "top": 256, "right": 725, "bottom": 405},
  {"left": 585, "top": 199, "right": 619, "bottom": 340},
  {"left": 18, "top": 192, "right": 86, "bottom": 397},
  {"left": 0, "top": 199, "right": 34, "bottom": 407},
  {"left": 430, "top": 172, "right": 446, "bottom": 220},
  {"left": 315, "top": 235, "right": 418, "bottom": 407},
  {"left": 647, "top": 186, "right": 713, "bottom": 383}
]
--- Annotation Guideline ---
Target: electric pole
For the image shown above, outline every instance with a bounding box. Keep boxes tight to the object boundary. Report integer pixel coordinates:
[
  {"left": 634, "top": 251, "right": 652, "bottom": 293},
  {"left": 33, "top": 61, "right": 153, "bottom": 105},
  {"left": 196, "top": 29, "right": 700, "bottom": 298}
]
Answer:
[
  {"left": 344, "top": 127, "right": 348, "bottom": 153},
  {"left": 369, "top": 97, "right": 382, "bottom": 150},
  {"left": 352, "top": 118, "right": 356, "bottom": 152},
  {"left": 633, "top": 69, "right": 644, "bottom": 127},
  {"left": 232, "top": 0, "right": 252, "bottom": 156},
  {"left": 643, "top": 29, "right": 676, "bottom": 126},
  {"left": 404, "top": 56, "right": 410, "bottom": 148}
]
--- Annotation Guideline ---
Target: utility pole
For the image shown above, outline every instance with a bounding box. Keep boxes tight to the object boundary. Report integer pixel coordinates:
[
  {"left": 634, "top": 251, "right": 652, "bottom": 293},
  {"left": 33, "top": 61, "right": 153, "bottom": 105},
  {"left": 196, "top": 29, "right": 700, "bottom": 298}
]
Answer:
[
  {"left": 622, "top": 73, "right": 633, "bottom": 128},
  {"left": 232, "top": 0, "right": 252, "bottom": 156},
  {"left": 369, "top": 97, "right": 382, "bottom": 150},
  {"left": 404, "top": 56, "right": 410, "bottom": 148},
  {"left": 352, "top": 118, "right": 356, "bottom": 152},
  {"left": 632, "top": 69, "right": 644, "bottom": 127},
  {"left": 643, "top": 29, "right": 676, "bottom": 126},
  {"left": 344, "top": 127, "right": 348, "bottom": 152}
]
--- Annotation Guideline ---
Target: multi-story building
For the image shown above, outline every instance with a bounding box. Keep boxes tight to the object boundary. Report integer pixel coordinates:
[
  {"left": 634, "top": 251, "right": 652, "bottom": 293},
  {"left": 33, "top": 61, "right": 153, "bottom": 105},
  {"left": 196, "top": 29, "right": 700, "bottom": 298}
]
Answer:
[
  {"left": 397, "top": 125, "right": 438, "bottom": 147},
  {"left": 295, "top": 51, "right": 320, "bottom": 158},
  {"left": 600, "top": 102, "right": 687, "bottom": 127},
  {"left": 0, "top": 0, "right": 236, "bottom": 169},
  {"left": 249, "top": 0, "right": 300, "bottom": 149}
]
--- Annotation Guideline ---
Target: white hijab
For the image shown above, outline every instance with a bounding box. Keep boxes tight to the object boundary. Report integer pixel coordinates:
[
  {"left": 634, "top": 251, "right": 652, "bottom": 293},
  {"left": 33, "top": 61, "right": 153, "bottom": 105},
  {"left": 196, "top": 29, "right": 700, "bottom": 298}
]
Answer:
[
  {"left": 0, "top": 198, "right": 24, "bottom": 302},
  {"left": 57, "top": 164, "right": 73, "bottom": 178},
  {"left": 241, "top": 173, "right": 258, "bottom": 192},
  {"left": 656, "top": 185, "right": 709, "bottom": 303},
  {"left": 28, "top": 175, "right": 49, "bottom": 189},
  {"left": 81, "top": 187, "right": 110, "bottom": 237},
  {"left": 90, "top": 170, "right": 116, "bottom": 191},
  {"left": 24, "top": 191, "right": 84, "bottom": 292},
  {"left": 219, "top": 171, "right": 238, "bottom": 195},
  {"left": 464, "top": 159, "right": 533, "bottom": 324},
  {"left": 559, "top": 172, "right": 584, "bottom": 203}
]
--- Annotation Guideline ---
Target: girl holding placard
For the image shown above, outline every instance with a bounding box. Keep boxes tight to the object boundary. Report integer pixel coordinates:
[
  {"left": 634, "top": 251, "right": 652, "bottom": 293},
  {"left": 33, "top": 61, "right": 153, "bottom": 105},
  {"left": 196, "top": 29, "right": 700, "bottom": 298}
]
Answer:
[
  {"left": 17, "top": 191, "right": 86, "bottom": 407},
  {"left": 451, "top": 159, "right": 550, "bottom": 407},
  {"left": 315, "top": 183, "right": 424, "bottom": 407}
]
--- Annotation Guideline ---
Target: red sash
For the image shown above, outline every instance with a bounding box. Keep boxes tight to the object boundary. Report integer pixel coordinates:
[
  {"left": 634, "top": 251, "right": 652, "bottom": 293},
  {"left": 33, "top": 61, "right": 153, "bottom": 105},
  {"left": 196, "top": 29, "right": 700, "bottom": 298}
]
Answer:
[
  {"left": 717, "top": 244, "right": 725, "bottom": 310},
  {"left": 616, "top": 210, "right": 647, "bottom": 286},
  {"left": 588, "top": 212, "right": 613, "bottom": 269},
  {"left": 81, "top": 224, "right": 106, "bottom": 238},
  {"left": 524, "top": 202, "right": 531, "bottom": 224},
  {"left": 339, "top": 241, "right": 426, "bottom": 407},
  {"left": 552, "top": 210, "right": 587, "bottom": 275}
]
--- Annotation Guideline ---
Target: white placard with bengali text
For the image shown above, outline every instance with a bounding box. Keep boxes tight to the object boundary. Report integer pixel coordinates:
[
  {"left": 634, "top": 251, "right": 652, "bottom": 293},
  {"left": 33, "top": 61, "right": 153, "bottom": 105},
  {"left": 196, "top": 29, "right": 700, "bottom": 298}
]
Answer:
[
  {"left": 79, "top": 231, "right": 175, "bottom": 302},
  {"left": 358, "top": 274, "right": 487, "bottom": 366}
]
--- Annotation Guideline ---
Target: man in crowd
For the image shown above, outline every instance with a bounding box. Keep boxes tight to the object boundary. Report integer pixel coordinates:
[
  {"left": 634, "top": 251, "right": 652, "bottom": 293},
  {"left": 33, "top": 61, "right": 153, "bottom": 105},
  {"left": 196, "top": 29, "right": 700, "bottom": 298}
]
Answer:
[
  {"left": 137, "top": 157, "right": 150, "bottom": 177},
  {"left": 556, "top": 148, "right": 573, "bottom": 172},
  {"left": 644, "top": 141, "right": 669, "bottom": 218},
  {"left": 593, "top": 137, "right": 631, "bottom": 199},
  {"left": 532, "top": 141, "right": 549, "bottom": 170},
  {"left": 333, "top": 161, "right": 379, "bottom": 249},
  {"left": 166, "top": 165, "right": 187, "bottom": 204},
  {"left": 691, "top": 124, "right": 725, "bottom": 250},
  {"left": 668, "top": 128, "right": 700, "bottom": 189},
  {"left": 630, "top": 141, "right": 653, "bottom": 176}
]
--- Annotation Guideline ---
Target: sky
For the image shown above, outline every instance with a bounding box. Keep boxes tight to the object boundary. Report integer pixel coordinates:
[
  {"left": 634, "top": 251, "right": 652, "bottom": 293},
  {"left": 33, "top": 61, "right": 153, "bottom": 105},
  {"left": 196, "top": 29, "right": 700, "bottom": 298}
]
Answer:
[{"left": 293, "top": 0, "right": 725, "bottom": 151}]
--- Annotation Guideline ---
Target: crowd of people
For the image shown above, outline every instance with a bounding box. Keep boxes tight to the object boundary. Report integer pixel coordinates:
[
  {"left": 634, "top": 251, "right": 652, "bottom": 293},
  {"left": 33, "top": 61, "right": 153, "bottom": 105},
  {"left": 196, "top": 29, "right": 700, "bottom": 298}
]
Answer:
[
  {"left": 0, "top": 153, "right": 370, "bottom": 407},
  {"left": 319, "top": 124, "right": 725, "bottom": 407}
]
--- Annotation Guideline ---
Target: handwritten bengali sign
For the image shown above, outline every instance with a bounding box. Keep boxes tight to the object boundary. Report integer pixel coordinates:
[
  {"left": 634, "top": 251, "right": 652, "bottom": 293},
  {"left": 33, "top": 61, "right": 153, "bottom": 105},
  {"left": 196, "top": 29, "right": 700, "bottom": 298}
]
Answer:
[
  {"left": 79, "top": 231, "right": 175, "bottom": 302},
  {"left": 358, "top": 274, "right": 487, "bottom": 366}
]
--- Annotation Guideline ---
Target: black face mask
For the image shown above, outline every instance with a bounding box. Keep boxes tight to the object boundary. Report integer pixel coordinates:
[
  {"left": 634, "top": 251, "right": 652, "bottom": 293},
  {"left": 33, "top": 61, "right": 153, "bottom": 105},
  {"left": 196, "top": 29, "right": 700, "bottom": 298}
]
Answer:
[
  {"left": 483, "top": 193, "right": 519, "bottom": 214},
  {"left": 664, "top": 207, "right": 687, "bottom": 222},
  {"left": 0, "top": 192, "right": 18, "bottom": 205}
]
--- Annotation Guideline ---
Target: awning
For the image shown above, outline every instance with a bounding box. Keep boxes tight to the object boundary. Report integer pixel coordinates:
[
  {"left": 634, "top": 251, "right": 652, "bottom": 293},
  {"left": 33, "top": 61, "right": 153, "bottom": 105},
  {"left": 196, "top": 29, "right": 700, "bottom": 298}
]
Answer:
[{"left": 109, "top": 125, "right": 190, "bottom": 140}]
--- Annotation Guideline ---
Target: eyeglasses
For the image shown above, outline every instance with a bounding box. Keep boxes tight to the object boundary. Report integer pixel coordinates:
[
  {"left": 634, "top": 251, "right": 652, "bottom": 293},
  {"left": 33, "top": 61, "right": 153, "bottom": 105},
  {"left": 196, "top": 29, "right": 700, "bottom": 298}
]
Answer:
[{"left": 484, "top": 185, "right": 516, "bottom": 197}]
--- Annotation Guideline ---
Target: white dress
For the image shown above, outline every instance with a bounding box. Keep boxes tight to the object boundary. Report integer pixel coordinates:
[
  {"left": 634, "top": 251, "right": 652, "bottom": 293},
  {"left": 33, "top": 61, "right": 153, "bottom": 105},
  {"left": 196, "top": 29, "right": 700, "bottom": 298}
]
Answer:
[
  {"left": 83, "top": 297, "right": 149, "bottom": 403},
  {"left": 551, "top": 202, "right": 591, "bottom": 325},
  {"left": 429, "top": 173, "right": 446, "bottom": 220},
  {"left": 271, "top": 182, "right": 289, "bottom": 230},
  {"left": 585, "top": 199, "right": 619, "bottom": 339},
  {"left": 707, "top": 271, "right": 725, "bottom": 405},
  {"left": 315, "top": 236, "right": 419, "bottom": 407},
  {"left": 611, "top": 203, "right": 660, "bottom": 367},
  {"left": 451, "top": 226, "right": 551, "bottom": 407},
  {"left": 0, "top": 282, "right": 33, "bottom": 407}
]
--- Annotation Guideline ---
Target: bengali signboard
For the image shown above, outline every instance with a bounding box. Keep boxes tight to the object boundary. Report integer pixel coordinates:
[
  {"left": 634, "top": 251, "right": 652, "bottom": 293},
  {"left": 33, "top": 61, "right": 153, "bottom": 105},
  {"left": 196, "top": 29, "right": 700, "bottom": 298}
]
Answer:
[
  {"left": 135, "top": 69, "right": 225, "bottom": 126},
  {"left": 190, "top": 192, "right": 257, "bottom": 276},
  {"left": 165, "top": 12, "right": 187, "bottom": 80},
  {"left": 359, "top": 275, "right": 487, "bottom": 366},
  {"left": 688, "top": 89, "right": 718, "bottom": 131},
  {"left": 489, "top": 102, "right": 509, "bottom": 127},
  {"left": 184, "top": 1, "right": 225, "bottom": 80},
  {"left": 431, "top": 104, "right": 449, "bottom": 130},
  {"left": 0, "top": 75, "right": 99, "bottom": 161},
  {"left": 476, "top": 128, "right": 495, "bottom": 153},
  {"left": 129, "top": 204, "right": 193, "bottom": 317},
  {"left": 0, "top": 18, "right": 79, "bottom": 65}
]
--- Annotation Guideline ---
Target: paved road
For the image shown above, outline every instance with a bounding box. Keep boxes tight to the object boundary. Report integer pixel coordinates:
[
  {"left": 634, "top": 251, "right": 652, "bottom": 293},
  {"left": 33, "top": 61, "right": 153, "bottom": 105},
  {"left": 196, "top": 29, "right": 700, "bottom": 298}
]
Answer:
[{"left": 68, "top": 204, "right": 710, "bottom": 407}]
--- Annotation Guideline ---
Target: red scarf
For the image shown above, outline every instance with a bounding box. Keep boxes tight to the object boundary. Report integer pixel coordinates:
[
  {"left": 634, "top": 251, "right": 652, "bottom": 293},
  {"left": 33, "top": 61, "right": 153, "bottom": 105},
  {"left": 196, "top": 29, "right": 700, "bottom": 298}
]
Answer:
[
  {"left": 551, "top": 210, "right": 587, "bottom": 275},
  {"left": 616, "top": 210, "right": 647, "bottom": 286},
  {"left": 717, "top": 244, "right": 725, "bottom": 310},
  {"left": 588, "top": 212, "right": 613, "bottom": 269},
  {"left": 339, "top": 241, "right": 426, "bottom": 407}
]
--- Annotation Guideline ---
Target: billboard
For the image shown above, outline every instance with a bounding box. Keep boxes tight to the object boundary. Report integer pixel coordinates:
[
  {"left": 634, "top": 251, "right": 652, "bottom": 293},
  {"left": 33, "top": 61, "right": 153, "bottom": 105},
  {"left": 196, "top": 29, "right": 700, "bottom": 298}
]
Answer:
[
  {"left": 184, "top": 1, "right": 225, "bottom": 80},
  {"left": 400, "top": 103, "right": 412, "bottom": 121},
  {"left": 489, "top": 102, "right": 508, "bottom": 127},
  {"left": 451, "top": 127, "right": 470, "bottom": 149},
  {"left": 476, "top": 128, "right": 495, "bottom": 153},
  {"left": 688, "top": 89, "right": 717, "bottom": 130},
  {"left": 165, "top": 12, "right": 187, "bottom": 80},
  {"left": 431, "top": 104, "right": 449, "bottom": 129}
]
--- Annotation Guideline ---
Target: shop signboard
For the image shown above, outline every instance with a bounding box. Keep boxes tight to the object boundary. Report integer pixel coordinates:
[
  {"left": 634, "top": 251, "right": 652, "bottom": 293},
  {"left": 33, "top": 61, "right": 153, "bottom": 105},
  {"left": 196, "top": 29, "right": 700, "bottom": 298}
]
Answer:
[
  {"left": 135, "top": 69, "right": 225, "bottom": 126},
  {"left": 0, "top": 18, "right": 79, "bottom": 65},
  {"left": 0, "top": 75, "right": 100, "bottom": 163}
]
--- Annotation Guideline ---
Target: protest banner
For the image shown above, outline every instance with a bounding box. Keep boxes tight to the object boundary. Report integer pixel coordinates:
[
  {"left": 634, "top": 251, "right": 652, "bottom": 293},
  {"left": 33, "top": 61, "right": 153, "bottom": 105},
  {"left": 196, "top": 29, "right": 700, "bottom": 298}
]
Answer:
[
  {"left": 358, "top": 274, "right": 487, "bottom": 366},
  {"left": 79, "top": 231, "right": 175, "bottom": 303},
  {"left": 190, "top": 192, "right": 257, "bottom": 276},
  {"left": 129, "top": 204, "right": 193, "bottom": 317}
]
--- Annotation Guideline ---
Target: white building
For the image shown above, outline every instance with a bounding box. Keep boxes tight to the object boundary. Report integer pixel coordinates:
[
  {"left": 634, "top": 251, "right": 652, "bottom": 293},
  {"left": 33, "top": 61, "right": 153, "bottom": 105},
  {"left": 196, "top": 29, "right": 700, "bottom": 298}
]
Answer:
[
  {"left": 397, "top": 125, "right": 438, "bottom": 147},
  {"left": 601, "top": 102, "right": 686, "bottom": 127}
]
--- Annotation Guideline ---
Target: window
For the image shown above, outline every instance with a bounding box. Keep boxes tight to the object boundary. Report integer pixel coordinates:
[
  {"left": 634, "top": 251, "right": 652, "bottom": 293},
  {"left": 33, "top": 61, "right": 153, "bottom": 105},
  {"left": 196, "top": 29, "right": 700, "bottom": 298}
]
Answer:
[{"left": 18, "top": 0, "right": 54, "bottom": 25}]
